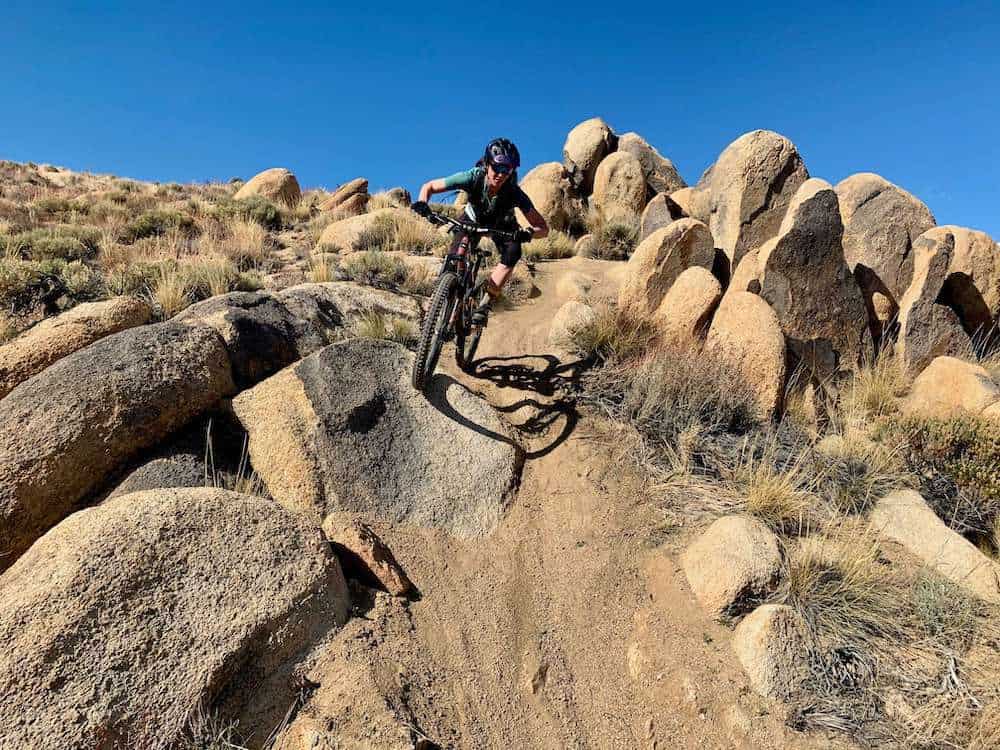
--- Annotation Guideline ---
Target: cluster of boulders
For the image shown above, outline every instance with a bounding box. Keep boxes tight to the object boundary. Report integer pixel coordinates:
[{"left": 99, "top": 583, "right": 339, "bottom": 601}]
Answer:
[
  {"left": 679, "top": 486, "right": 1000, "bottom": 701},
  {"left": 545, "top": 120, "right": 999, "bottom": 417},
  {"left": 0, "top": 273, "right": 520, "bottom": 746}
]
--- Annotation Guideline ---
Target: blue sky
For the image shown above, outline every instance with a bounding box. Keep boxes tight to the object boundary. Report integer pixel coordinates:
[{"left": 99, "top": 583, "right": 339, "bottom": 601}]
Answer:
[{"left": 1, "top": 1, "right": 998, "bottom": 235}]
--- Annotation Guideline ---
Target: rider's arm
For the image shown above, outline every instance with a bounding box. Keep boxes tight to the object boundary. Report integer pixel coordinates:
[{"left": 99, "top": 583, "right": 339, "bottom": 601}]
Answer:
[
  {"left": 514, "top": 187, "right": 549, "bottom": 239},
  {"left": 419, "top": 169, "right": 477, "bottom": 203}
]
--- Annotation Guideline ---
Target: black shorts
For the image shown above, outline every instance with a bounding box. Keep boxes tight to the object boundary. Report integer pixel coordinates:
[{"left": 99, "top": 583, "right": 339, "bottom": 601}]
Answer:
[{"left": 449, "top": 230, "right": 522, "bottom": 267}]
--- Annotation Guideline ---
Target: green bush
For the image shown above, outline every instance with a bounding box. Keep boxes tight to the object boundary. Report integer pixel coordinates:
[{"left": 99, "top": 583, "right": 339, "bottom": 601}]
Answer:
[
  {"left": 352, "top": 214, "right": 396, "bottom": 253},
  {"left": 121, "top": 209, "right": 196, "bottom": 244},
  {"left": 340, "top": 251, "right": 407, "bottom": 289},
  {"left": 31, "top": 196, "right": 88, "bottom": 218},
  {"left": 213, "top": 196, "right": 283, "bottom": 230},
  {"left": 8, "top": 225, "right": 101, "bottom": 261},
  {"left": 106, "top": 263, "right": 158, "bottom": 296}
]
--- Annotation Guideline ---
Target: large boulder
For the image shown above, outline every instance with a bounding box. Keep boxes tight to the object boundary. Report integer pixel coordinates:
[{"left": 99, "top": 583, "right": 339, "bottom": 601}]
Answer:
[
  {"left": 756, "top": 179, "right": 869, "bottom": 376},
  {"left": 617, "top": 132, "right": 686, "bottom": 196},
  {"left": 639, "top": 193, "right": 683, "bottom": 241},
  {"left": 617, "top": 219, "right": 715, "bottom": 316},
  {"left": 592, "top": 151, "right": 647, "bottom": 220},
  {"left": 0, "top": 296, "right": 151, "bottom": 401},
  {"left": 871, "top": 490, "right": 1000, "bottom": 604},
  {"left": 277, "top": 281, "right": 421, "bottom": 343},
  {"left": 703, "top": 130, "right": 810, "bottom": 268},
  {"left": 669, "top": 186, "right": 711, "bottom": 224},
  {"left": 232, "top": 339, "right": 520, "bottom": 536},
  {"left": 896, "top": 229, "right": 970, "bottom": 376},
  {"left": 733, "top": 604, "right": 811, "bottom": 699},
  {"left": 176, "top": 291, "right": 313, "bottom": 388},
  {"left": 706, "top": 292, "right": 787, "bottom": 419},
  {"left": 836, "top": 172, "right": 936, "bottom": 304},
  {"left": 516, "top": 162, "right": 577, "bottom": 232},
  {"left": 905, "top": 356, "right": 1000, "bottom": 419},
  {"left": 315, "top": 208, "right": 402, "bottom": 252},
  {"left": 0, "top": 488, "right": 349, "bottom": 748},
  {"left": 681, "top": 515, "right": 782, "bottom": 619},
  {"left": 562, "top": 117, "right": 617, "bottom": 195},
  {"left": 0, "top": 322, "right": 234, "bottom": 571},
  {"left": 318, "top": 177, "right": 369, "bottom": 213},
  {"left": 653, "top": 266, "right": 722, "bottom": 348},
  {"left": 929, "top": 225, "right": 998, "bottom": 337},
  {"left": 107, "top": 452, "right": 205, "bottom": 499},
  {"left": 234, "top": 167, "right": 302, "bottom": 207}
]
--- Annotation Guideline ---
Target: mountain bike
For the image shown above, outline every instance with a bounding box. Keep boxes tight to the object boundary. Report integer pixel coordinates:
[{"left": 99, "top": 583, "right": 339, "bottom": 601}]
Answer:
[{"left": 411, "top": 210, "right": 519, "bottom": 391}]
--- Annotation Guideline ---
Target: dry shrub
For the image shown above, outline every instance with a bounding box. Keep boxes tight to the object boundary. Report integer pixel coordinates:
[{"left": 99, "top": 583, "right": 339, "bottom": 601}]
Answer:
[
  {"left": 840, "top": 350, "right": 909, "bottom": 423},
  {"left": 354, "top": 310, "right": 417, "bottom": 347},
  {"left": 394, "top": 212, "right": 447, "bottom": 255},
  {"left": 340, "top": 251, "right": 407, "bottom": 289},
  {"left": 152, "top": 265, "right": 190, "bottom": 318},
  {"left": 366, "top": 190, "right": 400, "bottom": 212},
  {"left": 202, "top": 217, "right": 268, "bottom": 269},
  {"left": 586, "top": 207, "right": 640, "bottom": 260},
  {"left": 121, "top": 209, "right": 196, "bottom": 244},
  {"left": 400, "top": 262, "right": 436, "bottom": 296},
  {"left": 523, "top": 231, "right": 575, "bottom": 261},
  {"left": 561, "top": 302, "right": 655, "bottom": 363},
  {"left": 307, "top": 257, "right": 337, "bottom": 283}
]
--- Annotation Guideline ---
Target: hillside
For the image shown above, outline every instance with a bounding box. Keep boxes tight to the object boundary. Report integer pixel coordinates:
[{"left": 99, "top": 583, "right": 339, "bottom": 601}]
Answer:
[{"left": 1, "top": 119, "right": 999, "bottom": 749}]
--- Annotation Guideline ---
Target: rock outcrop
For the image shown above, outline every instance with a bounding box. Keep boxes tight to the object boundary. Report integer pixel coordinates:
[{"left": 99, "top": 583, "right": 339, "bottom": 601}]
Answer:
[
  {"left": 232, "top": 339, "right": 520, "bottom": 536},
  {"left": 896, "top": 229, "right": 970, "bottom": 376},
  {"left": 0, "top": 487, "right": 349, "bottom": 748},
  {"left": 0, "top": 323, "right": 234, "bottom": 571},
  {"left": 905, "top": 356, "right": 1000, "bottom": 419},
  {"left": 653, "top": 266, "right": 722, "bottom": 347},
  {"left": 617, "top": 132, "right": 686, "bottom": 196},
  {"left": 836, "top": 172, "right": 936, "bottom": 305},
  {"left": 706, "top": 292, "right": 787, "bottom": 419},
  {"left": 517, "top": 162, "right": 577, "bottom": 232},
  {"left": 591, "top": 151, "right": 646, "bottom": 220},
  {"left": 756, "top": 179, "right": 869, "bottom": 376},
  {"left": 0, "top": 296, "right": 151, "bottom": 400},
  {"left": 618, "top": 219, "right": 715, "bottom": 316},
  {"left": 315, "top": 208, "right": 402, "bottom": 252},
  {"left": 871, "top": 490, "right": 1000, "bottom": 604},
  {"left": 234, "top": 167, "right": 302, "bottom": 207},
  {"left": 929, "top": 225, "right": 998, "bottom": 337},
  {"left": 319, "top": 177, "right": 369, "bottom": 214},
  {"left": 681, "top": 515, "right": 782, "bottom": 619},
  {"left": 562, "top": 117, "right": 617, "bottom": 195},
  {"left": 702, "top": 130, "right": 809, "bottom": 268}
]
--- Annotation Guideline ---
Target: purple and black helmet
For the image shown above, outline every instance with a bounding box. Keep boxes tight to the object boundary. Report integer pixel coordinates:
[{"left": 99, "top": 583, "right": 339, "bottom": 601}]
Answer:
[{"left": 484, "top": 138, "right": 520, "bottom": 171}]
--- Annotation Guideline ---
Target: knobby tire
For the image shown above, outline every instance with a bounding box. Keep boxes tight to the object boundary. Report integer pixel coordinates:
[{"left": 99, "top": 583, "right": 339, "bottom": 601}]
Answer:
[{"left": 412, "top": 271, "right": 459, "bottom": 391}]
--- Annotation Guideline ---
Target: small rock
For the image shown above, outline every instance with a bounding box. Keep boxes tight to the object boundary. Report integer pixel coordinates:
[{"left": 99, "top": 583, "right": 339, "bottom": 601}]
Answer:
[
  {"left": 322, "top": 512, "right": 414, "bottom": 597},
  {"left": 732, "top": 604, "right": 811, "bottom": 699},
  {"left": 905, "top": 356, "right": 1000, "bottom": 419}
]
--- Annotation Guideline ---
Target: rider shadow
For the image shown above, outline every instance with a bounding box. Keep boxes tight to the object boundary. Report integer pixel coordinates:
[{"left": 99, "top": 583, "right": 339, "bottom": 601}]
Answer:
[{"left": 425, "top": 354, "right": 590, "bottom": 459}]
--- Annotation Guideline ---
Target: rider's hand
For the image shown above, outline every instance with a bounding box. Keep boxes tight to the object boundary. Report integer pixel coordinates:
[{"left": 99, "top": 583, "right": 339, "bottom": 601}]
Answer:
[
  {"left": 515, "top": 227, "right": 535, "bottom": 244},
  {"left": 410, "top": 200, "right": 432, "bottom": 219}
]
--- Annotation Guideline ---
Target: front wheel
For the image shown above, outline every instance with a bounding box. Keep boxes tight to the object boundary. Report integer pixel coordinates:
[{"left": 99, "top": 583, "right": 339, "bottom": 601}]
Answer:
[{"left": 412, "top": 272, "right": 459, "bottom": 390}]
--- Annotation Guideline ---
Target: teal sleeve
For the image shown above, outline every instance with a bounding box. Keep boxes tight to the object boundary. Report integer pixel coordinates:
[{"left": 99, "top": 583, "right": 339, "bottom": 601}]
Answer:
[{"left": 441, "top": 168, "right": 478, "bottom": 191}]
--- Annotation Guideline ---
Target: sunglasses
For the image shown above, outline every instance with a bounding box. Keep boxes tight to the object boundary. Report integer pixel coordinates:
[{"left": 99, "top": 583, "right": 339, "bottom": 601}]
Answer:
[{"left": 489, "top": 162, "right": 513, "bottom": 175}]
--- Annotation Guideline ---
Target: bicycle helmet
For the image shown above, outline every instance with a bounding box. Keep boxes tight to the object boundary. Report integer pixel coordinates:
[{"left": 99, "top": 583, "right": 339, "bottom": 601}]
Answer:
[{"left": 484, "top": 138, "right": 520, "bottom": 170}]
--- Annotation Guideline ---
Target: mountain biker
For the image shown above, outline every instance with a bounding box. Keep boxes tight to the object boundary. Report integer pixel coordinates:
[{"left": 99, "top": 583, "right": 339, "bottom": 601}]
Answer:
[{"left": 411, "top": 138, "right": 549, "bottom": 323}]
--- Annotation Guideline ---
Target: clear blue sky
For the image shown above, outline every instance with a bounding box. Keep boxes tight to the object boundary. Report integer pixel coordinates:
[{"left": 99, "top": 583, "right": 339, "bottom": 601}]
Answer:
[{"left": 2, "top": 1, "right": 998, "bottom": 236}]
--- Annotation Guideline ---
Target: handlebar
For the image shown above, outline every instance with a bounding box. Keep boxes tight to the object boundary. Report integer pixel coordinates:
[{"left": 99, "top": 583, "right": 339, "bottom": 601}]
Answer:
[{"left": 423, "top": 211, "right": 520, "bottom": 242}]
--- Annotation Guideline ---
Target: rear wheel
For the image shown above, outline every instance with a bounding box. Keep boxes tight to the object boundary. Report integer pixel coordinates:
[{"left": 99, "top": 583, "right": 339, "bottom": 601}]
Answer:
[
  {"left": 412, "top": 272, "right": 459, "bottom": 391},
  {"left": 457, "top": 322, "right": 483, "bottom": 372}
]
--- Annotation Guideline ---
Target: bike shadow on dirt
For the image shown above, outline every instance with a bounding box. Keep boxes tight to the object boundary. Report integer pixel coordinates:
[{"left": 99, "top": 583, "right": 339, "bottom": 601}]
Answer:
[{"left": 426, "top": 354, "right": 590, "bottom": 459}]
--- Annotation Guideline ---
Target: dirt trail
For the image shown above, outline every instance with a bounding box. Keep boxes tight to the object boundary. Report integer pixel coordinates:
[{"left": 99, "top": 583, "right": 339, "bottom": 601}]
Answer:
[{"left": 337, "top": 258, "right": 835, "bottom": 749}]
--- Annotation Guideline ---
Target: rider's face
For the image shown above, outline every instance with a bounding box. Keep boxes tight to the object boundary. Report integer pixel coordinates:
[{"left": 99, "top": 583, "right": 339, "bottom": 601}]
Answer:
[{"left": 486, "top": 163, "right": 511, "bottom": 190}]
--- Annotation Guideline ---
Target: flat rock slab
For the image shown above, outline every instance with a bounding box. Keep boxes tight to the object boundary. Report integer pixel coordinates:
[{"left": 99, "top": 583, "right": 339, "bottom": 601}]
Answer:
[
  {"left": 0, "top": 487, "right": 349, "bottom": 749},
  {"left": 871, "top": 490, "right": 1000, "bottom": 604},
  {"left": 233, "top": 338, "right": 521, "bottom": 536}
]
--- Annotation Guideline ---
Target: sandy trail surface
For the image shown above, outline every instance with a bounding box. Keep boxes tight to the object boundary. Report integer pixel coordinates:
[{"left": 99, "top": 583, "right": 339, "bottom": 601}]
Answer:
[{"left": 324, "top": 258, "right": 838, "bottom": 749}]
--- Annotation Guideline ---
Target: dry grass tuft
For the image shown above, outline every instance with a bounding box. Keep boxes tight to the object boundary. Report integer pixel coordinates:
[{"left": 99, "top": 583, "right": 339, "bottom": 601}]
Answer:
[
  {"left": 562, "top": 302, "right": 655, "bottom": 363},
  {"left": 736, "top": 441, "right": 819, "bottom": 533},
  {"left": 307, "top": 257, "right": 337, "bottom": 283},
  {"left": 524, "top": 231, "right": 576, "bottom": 261},
  {"left": 585, "top": 208, "right": 640, "bottom": 260},
  {"left": 340, "top": 251, "right": 407, "bottom": 289},
  {"left": 354, "top": 310, "right": 418, "bottom": 347},
  {"left": 400, "top": 262, "right": 436, "bottom": 296},
  {"left": 152, "top": 264, "right": 190, "bottom": 318}
]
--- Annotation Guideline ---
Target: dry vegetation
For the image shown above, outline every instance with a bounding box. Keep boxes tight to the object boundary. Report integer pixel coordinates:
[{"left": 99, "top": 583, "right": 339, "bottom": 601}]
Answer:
[{"left": 566, "top": 300, "right": 1000, "bottom": 749}]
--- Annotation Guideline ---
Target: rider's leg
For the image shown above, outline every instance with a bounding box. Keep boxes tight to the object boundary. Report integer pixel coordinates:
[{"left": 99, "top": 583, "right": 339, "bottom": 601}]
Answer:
[{"left": 473, "top": 237, "right": 522, "bottom": 323}]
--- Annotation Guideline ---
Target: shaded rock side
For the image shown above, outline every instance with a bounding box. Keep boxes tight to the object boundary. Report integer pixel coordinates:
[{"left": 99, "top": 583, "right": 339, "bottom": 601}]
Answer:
[
  {"left": 704, "top": 130, "right": 809, "bottom": 268},
  {"left": 897, "top": 229, "right": 971, "bottom": 376},
  {"left": 871, "top": 490, "right": 1000, "bottom": 604},
  {"left": 617, "top": 132, "right": 686, "bottom": 196},
  {"left": 836, "top": 172, "right": 936, "bottom": 304},
  {"left": 562, "top": 117, "right": 617, "bottom": 195},
  {"left": 639, "top": 193, "right": 685, "bottom": 241},
  {"left": 0, "top": 322, "right": 234, "bottom": 572},
  {"left": 0, "top": 296, "right": 151, "bottom": 401},
  {"left": 0, "top": 487, "right": 349, "bottom": 749},
  {"left": 929, "top": 225, "right": 999, "bottom": 337},
  {"left": 107, "top": 453, "right": 206, "bottom": 499},
  {"left": 232, "top": 338, "right": 520, "bottom": 536},
  {"left": 706, "top": 292, "right": 787, "bottom": 419},
  {"left": 618, "top": 219, "right": 715, "bottom": 316},
  {"left": 757, "top": 179, "right": 869, "bottom": 376},
  {"left": 681, "top": 515, "right": 782, "bottom": 619},
  {"left": 234, "top": 167, "right": 302, "bottom": 207}
]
